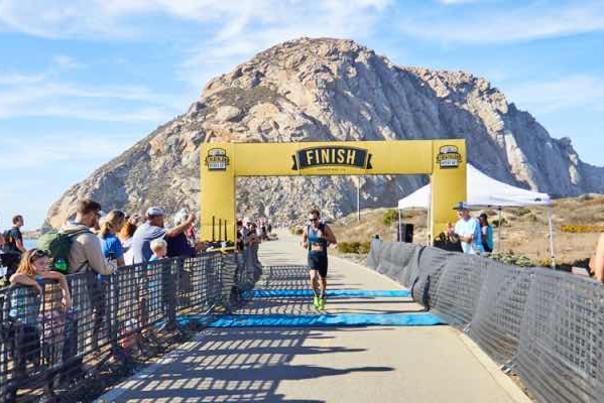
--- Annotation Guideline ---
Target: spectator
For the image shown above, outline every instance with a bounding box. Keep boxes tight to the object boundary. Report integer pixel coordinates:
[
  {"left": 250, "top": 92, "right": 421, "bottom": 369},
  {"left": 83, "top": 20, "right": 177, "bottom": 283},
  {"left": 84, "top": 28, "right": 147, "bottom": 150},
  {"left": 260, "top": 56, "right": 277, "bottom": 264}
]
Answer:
[
  {"left": 150, "top": 238, "right": 168, "bottom": 262},
  {"left": 589, "top": 234, "right": 604, "bottom": 282},
  {"left": 176, "top": 209, "right": 197, "bottom": 246},
  {"left": 479, "top": 213, "right": 494, "bottom": 253},
  {"left": 61, "top": 199, "right": 115, "bottom": 275},
  {"left": 10, "top": 249, "right": 71, "bottom": 306},
  {"left": 3, "top": 215, "right": 26, "bottom": 279},
  {"left": 4, "top": 215, "right": 26, "bottom": 254},
  {"left": 236, "top": 220, "right": 244, "bottom": 252},
  {"left": 9, "top": 249, "right": 72, "bottom": 378},
  {"left": 447, "top": 202, "right": 483, "bottom": 255},
  {"left": 99, "top": 210, "right": 126, "bottom": 267},
  {"left": 39, "top": 284, "right": 68, "bottom": 369},
  {"left": 166, "top": 210, "right": 203, "bottom": 258},
  {"left": 261, "top": 222, "right": 267, "bottom": 240},
  {"left": 140, "top": 238, "right": 168, "bottom": 333},
  {"left": 130, "top": 207, "right": 196, "bottom": 263},
  {"left": 247, "top": 223, "right": 261, "bottom": 247},
  {"left": 119, "top": 215, "right": 139, "bottom": 265}
]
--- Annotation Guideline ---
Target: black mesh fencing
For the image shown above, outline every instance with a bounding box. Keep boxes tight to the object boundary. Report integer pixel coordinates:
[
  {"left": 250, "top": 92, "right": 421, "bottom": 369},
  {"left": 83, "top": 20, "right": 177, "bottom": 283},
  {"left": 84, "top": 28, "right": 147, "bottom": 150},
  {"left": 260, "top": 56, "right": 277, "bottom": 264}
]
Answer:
[
  {"left": 0, "top": 248, "right": 261, "bottom": 401},
  {"left": 368, "top": 239, "right": 604, "bottom": 403}
]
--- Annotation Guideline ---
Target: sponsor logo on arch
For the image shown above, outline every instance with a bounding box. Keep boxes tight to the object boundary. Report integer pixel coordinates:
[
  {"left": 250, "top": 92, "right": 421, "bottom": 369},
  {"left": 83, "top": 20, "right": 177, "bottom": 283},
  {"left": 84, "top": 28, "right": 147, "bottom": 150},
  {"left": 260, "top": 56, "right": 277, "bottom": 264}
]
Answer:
[
  {"left": 205, "top": 148, "right": 230, "bottom": 171},
  {"left": 436, "top": 145, "right": 462, "bottom": 169}
]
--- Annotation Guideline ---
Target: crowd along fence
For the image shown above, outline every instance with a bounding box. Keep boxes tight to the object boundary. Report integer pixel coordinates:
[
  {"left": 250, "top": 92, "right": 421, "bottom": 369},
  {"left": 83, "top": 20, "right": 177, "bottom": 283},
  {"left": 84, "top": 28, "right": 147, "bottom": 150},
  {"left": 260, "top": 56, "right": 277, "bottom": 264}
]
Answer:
[
  {"left": 367, "top": 239, "right": 604, "bottom": 403},
  {"left": 0, "top": 245, "right": 261, "bottom": 401}
]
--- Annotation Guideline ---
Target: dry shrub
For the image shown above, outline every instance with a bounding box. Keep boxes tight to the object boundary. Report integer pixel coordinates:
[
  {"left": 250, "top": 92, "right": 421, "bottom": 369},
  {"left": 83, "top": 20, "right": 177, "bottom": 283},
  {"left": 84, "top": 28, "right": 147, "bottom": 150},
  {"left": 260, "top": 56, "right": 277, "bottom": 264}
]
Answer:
[{"left": 560, "top": 224, "right": 604, "bottom": 233}]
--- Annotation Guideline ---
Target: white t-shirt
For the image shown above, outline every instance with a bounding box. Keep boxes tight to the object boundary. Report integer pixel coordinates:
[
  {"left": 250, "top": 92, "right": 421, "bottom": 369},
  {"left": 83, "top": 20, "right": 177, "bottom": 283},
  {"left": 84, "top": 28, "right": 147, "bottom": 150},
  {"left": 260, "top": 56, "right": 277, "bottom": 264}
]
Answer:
[{"left": 454, "top": 217, "right": 483, "bottom": 255}]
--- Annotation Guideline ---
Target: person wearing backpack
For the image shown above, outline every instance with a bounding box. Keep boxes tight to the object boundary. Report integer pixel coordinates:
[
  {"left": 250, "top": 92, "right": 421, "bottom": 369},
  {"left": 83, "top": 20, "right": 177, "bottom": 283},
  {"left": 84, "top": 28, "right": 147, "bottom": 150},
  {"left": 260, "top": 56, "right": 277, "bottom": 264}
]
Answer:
[
  {"left": 2, "top": 215, "right": 26, "bottom": 279},
  {"left": 60, "top": 200, "right": 115, "bottom": 276},
  {"left": 4, "top": 215, "right": 26, "bottom": 254},
  {"left": 52, "top": 199, "right": 115, "bottom": 380}
]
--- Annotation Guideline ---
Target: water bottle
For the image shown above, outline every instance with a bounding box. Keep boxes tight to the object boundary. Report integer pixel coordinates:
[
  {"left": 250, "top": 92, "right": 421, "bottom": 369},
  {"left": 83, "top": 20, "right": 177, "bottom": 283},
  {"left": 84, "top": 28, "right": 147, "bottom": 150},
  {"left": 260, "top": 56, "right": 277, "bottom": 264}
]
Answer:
[{"left": 54, "top": 258, "right": 68, "bottom": 273}]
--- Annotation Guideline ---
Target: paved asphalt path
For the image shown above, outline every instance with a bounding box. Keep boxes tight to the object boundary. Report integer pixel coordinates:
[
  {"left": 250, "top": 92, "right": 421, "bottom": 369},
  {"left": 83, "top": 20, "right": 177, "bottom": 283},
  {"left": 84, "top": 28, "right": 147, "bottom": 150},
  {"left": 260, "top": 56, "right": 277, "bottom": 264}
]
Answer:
[{"left": 99, "top": 231, "right": 530, "bottom": 403}]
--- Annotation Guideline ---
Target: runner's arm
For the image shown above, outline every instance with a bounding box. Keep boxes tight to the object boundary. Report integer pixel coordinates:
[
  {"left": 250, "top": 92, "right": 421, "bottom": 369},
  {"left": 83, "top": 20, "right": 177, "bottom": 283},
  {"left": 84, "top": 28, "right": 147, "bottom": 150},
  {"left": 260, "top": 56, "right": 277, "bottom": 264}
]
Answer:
[
  {"left": 323, "top": 225, "right": 337, "bottom": 246},
  {"left": 301, "top": 229, "right": 308, "bottom": 249}
]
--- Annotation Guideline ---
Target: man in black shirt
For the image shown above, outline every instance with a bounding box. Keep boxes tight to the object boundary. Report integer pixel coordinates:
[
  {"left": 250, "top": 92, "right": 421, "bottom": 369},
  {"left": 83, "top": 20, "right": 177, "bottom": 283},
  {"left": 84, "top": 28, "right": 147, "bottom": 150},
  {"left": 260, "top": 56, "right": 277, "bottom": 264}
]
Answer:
[
  {"left": 4, "top": 215, "right": 25, "bottom": 254},
  {"left": 2, "top": 215, "right": 26, "bottom": 278}
]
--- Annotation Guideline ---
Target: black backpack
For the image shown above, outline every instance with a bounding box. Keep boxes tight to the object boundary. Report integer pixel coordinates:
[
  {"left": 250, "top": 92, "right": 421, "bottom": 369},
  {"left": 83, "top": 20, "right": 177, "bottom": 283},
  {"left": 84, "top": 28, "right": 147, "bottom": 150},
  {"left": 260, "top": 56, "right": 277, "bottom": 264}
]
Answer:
[{"left": 2, "top": 228, "right": 20, "bottom": 254}]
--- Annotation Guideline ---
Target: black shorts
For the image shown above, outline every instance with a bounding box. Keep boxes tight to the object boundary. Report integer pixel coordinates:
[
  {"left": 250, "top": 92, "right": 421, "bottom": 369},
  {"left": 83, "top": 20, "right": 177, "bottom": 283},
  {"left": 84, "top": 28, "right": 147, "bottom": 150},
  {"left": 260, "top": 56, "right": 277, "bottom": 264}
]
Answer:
[{"left": 308, "top": 253, "right": 328, "bottom": 278}]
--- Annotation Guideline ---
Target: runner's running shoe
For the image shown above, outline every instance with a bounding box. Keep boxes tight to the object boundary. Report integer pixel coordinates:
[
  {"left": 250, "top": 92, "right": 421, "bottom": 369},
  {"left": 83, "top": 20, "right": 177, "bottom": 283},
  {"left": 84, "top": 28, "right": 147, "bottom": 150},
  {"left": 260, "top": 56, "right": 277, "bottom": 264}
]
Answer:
[{"left": 313, "top": 295, "right": 320, "bottom": 309}]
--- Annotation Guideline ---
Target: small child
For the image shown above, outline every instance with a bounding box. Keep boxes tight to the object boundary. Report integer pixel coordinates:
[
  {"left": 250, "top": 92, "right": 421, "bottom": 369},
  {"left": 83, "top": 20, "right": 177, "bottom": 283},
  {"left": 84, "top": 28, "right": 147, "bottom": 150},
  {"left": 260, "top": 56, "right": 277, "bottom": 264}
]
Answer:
[
  {"left": 142, "top": 238, "right": 167, "bottom": 324},
  {"left": 39, "top": 285, "right": 67, "bottom": 367},
  {"left": 149, "top": 238, "right": 168, "bottom": 262}
]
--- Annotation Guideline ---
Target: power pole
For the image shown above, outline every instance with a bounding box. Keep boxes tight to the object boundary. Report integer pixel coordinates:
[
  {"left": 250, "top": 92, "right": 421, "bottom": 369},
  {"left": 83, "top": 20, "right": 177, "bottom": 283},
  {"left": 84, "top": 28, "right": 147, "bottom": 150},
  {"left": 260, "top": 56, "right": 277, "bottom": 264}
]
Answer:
[{"left": 356, "top": 176, "right": 361, "bottom": 222}]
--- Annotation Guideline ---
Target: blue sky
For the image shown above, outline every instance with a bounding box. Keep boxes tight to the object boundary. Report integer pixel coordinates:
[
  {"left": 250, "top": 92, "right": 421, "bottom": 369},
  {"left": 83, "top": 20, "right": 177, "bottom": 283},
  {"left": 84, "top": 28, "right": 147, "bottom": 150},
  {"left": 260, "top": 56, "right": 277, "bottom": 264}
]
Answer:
[{"left": 0, "top": 0, "right": 602, "bottom": 230}]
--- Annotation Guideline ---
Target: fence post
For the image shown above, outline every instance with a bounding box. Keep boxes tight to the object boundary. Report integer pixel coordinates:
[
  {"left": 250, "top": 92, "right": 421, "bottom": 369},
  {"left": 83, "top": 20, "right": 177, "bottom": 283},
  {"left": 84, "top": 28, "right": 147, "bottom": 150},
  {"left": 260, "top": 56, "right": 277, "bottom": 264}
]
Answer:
[
  {"left": 110, "top": 271, "right": 120, "bottom": 356},
  {"left": 164, "top": 259, "right": 178, "bottom": 331},
  {"left": 0, "top": 289, "right": 8, "bottom": 401}
]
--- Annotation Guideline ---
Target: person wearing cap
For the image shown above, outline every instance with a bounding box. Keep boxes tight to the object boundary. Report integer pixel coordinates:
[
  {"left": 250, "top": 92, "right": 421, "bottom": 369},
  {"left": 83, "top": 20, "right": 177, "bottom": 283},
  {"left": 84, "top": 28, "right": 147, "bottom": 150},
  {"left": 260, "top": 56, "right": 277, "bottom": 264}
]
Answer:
[
  {"left": 130, "top": 207, "right": 196, "bottom": 263},
  {"left": 448, "top": 202, "right": 484, "bottom": 255}
]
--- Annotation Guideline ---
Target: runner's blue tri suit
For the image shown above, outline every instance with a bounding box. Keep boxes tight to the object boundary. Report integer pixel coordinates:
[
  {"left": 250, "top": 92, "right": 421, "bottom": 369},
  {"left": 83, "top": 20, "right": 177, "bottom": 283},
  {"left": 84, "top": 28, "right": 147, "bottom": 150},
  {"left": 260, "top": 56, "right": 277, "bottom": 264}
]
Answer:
[{"left": 307, "top": 223, "right": 328, "bottom": 278}]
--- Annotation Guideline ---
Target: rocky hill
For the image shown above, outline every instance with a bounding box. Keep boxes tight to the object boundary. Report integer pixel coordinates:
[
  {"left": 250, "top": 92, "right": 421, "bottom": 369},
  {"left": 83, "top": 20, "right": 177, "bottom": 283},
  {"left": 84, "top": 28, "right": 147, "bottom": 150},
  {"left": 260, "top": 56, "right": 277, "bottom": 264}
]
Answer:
[{"left": 46, "top": 37, "right": 604, "bottom": 229}]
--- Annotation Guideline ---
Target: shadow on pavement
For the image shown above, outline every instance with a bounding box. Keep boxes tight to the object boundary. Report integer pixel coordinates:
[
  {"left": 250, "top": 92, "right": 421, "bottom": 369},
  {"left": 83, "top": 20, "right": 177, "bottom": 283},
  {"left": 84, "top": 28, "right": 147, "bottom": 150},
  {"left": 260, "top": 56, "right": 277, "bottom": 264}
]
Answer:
[{"left": 108, "top": 327, "right": 393, "bottom": 402}]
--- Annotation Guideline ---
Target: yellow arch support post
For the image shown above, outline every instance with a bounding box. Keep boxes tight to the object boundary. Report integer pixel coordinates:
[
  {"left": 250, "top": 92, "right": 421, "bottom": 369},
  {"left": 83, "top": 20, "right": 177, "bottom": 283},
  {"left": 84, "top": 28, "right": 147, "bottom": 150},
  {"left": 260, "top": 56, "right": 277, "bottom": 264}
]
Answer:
[{"left": 200, "top": 140, "right": 466, "bottom": 244}]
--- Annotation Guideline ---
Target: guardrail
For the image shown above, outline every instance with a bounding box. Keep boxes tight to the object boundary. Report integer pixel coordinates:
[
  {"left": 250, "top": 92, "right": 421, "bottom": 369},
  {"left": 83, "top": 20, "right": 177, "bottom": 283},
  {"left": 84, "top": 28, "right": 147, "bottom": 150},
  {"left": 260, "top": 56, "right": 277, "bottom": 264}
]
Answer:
[
  {"left": 0, "top": 245, "right": 261, "bottom": 401},
  {"left": 367, "top": 239, "right": 604, "bottom": 403}
]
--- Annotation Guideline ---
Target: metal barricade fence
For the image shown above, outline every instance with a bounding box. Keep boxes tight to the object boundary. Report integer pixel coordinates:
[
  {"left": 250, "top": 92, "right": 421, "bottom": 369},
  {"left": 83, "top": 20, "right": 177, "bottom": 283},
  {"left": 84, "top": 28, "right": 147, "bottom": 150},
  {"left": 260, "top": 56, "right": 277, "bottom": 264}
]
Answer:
[
  {"left": 0, "top": 250, "right": 260, "bottom": 401},
  {"left": 367, "top": 239, "right": 604, "bottom": 403}
]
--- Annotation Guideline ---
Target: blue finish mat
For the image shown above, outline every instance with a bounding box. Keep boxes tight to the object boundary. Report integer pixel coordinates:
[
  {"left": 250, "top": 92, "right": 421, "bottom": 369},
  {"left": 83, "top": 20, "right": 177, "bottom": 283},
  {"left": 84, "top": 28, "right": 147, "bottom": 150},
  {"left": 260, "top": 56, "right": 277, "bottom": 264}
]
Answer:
[
  {"left": 243, "top": 289, "right": 411, "bottom": 298},
  {"left": 201, "top": 313, "right": 444, "bottom": 328}
]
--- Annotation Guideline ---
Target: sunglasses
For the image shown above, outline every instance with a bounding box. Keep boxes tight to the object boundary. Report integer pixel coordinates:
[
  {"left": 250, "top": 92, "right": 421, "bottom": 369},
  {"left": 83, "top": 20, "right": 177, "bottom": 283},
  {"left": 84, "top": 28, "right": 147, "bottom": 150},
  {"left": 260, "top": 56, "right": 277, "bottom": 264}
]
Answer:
[
  {"left": 30, "top": 249, "right": 49, "bottom": 260},
  {"left": 308, "top": 218, "right": 318, "bottom": 222}
]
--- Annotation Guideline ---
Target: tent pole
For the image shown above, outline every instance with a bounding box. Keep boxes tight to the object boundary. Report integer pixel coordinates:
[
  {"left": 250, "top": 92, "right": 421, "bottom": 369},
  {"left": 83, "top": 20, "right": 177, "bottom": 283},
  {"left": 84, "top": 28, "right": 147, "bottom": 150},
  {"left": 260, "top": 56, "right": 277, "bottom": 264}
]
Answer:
[
  {"left": 547, "top": 206, "right": 556, "bottom": 269},
  {"left": 356, "top": 177, "right": 361, "bottom": 222},
  {"left": 398, "top": 209, "right": 402, "bottom": 242},
  {"left": 426, "top": 206, "right": 431, "bottom": 246},
  {"left": 497, "top": 207, "right": 502, "bottom": 251}
]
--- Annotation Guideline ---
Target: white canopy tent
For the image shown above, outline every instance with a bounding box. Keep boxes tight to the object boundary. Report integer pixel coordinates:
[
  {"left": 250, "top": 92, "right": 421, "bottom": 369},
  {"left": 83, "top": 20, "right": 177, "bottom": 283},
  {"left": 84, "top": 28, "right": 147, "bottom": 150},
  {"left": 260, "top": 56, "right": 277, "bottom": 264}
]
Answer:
[{"left": 397, "top": 165, "right": 555, "bottom": 266}]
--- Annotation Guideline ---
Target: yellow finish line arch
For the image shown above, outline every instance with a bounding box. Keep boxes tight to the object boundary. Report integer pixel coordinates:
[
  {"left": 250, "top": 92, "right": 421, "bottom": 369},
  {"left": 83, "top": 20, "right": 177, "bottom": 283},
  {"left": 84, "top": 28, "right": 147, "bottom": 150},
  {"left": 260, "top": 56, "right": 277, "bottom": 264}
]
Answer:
[{"left": 200, "top": 140, "right": 466, "bottom": 244}]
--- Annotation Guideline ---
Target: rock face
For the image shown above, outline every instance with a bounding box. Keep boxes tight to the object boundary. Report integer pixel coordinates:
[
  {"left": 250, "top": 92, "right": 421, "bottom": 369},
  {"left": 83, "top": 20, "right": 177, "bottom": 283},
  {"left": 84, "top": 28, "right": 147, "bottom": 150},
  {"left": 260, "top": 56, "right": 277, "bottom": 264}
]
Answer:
[{"left": 46, "top": 37, "right": 604, "bottom": 229}]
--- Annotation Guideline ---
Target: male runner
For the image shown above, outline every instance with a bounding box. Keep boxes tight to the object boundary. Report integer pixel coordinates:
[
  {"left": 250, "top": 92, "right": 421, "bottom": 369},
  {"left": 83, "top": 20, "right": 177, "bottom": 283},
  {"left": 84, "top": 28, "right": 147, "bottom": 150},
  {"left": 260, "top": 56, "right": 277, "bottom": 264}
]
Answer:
[{"left": 302, "top": 208, "right": 337, "bottom": 310}]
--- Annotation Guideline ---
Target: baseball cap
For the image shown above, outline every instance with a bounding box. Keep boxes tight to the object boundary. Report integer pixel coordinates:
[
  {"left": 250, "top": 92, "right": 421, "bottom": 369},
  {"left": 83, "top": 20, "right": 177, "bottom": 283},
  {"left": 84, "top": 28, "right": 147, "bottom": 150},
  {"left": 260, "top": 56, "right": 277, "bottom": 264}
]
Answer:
[
  {"left": 146, "top": 206, "right": 165, "bottom": 217},
  {"left": 453, "top": 201, "right": 470, "bottom": 210}
]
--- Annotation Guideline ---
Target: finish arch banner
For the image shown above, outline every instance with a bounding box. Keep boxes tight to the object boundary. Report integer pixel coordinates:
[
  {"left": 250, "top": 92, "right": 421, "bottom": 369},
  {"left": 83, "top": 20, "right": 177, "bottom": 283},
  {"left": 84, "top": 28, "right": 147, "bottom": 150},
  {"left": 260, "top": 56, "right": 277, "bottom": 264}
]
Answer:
[
  {"left": 200, "top": 139, "right": 467, "bottom": 244},
  {"left": 291, "top": 146, "right": 373, "bottom": 170}
]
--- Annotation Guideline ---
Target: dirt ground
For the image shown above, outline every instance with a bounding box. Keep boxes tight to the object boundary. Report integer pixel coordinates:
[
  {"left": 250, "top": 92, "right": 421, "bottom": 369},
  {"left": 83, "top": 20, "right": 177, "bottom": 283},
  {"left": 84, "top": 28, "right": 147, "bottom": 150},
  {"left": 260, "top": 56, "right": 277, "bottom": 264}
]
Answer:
[{"left": 328, "top": 194, "right": 604, "bottom": 266}]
